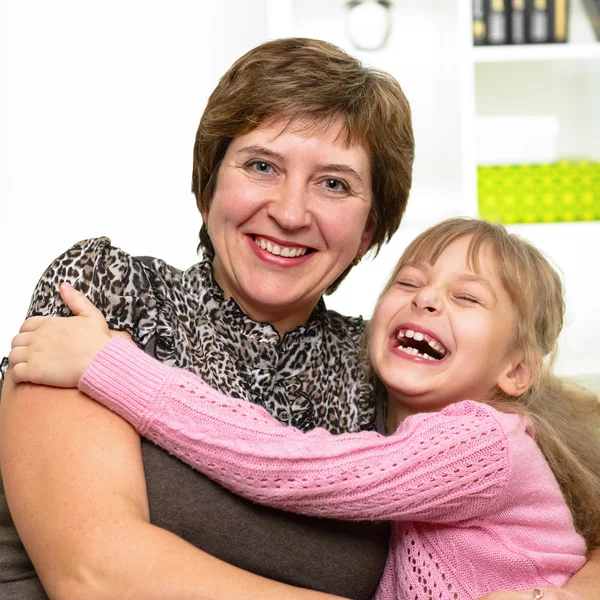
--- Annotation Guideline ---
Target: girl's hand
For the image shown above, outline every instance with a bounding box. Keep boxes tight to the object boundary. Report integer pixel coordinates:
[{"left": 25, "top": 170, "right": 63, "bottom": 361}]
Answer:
[{"left": 9, "top": 283, "right": 116, "bottom": 388}]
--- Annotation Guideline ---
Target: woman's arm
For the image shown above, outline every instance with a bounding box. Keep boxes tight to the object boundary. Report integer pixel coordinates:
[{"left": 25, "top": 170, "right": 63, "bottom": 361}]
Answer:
[{"left": 0, "top": 375, "right": 345, "bottom": 600}]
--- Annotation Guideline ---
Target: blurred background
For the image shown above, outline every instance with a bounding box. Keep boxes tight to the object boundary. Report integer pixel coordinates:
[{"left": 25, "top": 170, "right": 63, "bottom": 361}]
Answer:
[{"left": 1, "top": 0, "right": 598, "bottom": 376}]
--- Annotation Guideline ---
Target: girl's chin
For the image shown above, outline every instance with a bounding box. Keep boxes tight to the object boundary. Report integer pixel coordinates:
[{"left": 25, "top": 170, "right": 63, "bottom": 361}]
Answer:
[{"left": 385, "top": 388, "right": 449, "bottom": 413}]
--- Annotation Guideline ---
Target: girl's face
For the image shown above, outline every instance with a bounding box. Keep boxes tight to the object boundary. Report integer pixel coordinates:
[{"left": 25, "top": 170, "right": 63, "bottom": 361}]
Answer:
[
  {"left": 369, "top": 235, "right": 524, "bottom": 423},
  {"left": 203, "top": 116, "right": 374, "bottom": 334}
]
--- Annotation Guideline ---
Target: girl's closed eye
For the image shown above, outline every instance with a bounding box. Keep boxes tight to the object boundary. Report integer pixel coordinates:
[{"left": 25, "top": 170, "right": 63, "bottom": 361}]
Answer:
[
  {"left": 396, "top": 280, "right": 421, "bottom": 289},
  {"left": 454, "top": 293, "right": 480, "bottom": 304}
]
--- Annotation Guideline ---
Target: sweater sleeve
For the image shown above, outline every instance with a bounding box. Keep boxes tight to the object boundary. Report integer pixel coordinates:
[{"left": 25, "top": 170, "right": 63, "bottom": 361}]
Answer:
[{"left": 80, "top": 337, "right": 513, "bottom": 523}]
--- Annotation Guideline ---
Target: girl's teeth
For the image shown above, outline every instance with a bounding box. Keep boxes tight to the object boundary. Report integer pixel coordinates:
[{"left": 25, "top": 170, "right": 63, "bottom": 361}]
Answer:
[
  {"left": 395, "top": 329, "right": 448, "bottom": 359},
  {"left": 397, "top": 346, "right": 437, "bottom": 360}
]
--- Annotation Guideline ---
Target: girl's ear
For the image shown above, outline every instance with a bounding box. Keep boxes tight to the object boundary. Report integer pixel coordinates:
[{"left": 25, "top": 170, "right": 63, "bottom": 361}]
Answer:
[{"left": 497, "top": 359, "right": 534, "bottom": 397}]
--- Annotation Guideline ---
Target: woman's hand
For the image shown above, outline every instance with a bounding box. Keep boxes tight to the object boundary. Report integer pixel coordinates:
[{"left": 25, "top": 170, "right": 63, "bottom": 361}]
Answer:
[
  {"left": 8, "top": 282, "right": 118, "bottom": 388},
  {"left": 477, "top": 588, "right": 583, "bottom": 600}
]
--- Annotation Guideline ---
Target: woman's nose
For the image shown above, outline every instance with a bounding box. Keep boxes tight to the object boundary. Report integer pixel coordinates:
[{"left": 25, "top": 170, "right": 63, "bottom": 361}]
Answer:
[
  {"left": 266, "top": 180, "right": 312, "bottom": 230},
  {"left": 411, "top": 287, "right": 442, "bottom": 314}
]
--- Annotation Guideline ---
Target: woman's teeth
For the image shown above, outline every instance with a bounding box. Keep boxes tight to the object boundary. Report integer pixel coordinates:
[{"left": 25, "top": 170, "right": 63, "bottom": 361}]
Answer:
[
  {"left": 396, "top": 329, "right": 447, "bottom": 360},
  {"left": 254, "top": 237, "right": 307, "bottom": 258}
]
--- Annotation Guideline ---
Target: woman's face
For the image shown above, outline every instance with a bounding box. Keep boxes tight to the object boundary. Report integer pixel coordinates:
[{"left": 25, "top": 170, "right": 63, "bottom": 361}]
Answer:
[{"left": 203, "top": 116, "right": 374, "bottom": 333}]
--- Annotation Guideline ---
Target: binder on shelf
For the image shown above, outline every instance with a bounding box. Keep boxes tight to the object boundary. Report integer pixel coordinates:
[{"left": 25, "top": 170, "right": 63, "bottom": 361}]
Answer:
[
  {"left": 473, "top": 0, "right": 488, "bottom": 44},
  {"left": 553, "top": 0, "right": 568, "bottom": 43},
  {"left": 487, "top": 0, "right": 509, "bottom": 44},
  {"left": 581, "top": 0, "right": 600, "bottom": 41},
  {"left": 472, "top": 0, "right": 569, "bottom": 45},
  {"left": 511, "top": 0, "right": 527, "bottom": 44},
  {"left": 527, "top": 0, "right": 552, "bottom": 43},
  {"left": 526, "top": 0, "right": 567, "bottom": 43}
]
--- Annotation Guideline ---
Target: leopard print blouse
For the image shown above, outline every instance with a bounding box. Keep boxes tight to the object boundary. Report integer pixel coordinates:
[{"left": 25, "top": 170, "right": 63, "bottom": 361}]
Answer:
[
  {"left": 0, "top": 238, "right": 391, "bottom": 599},
  {"left": 1, "top": 237, "right": 377, "bottom": 434}
]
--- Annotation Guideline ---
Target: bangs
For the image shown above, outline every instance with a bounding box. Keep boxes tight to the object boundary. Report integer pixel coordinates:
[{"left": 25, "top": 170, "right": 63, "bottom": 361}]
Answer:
[
  {"left": 259, "top": 110, "right": 372, "bottom": 153},
  {"left": 398, "top": 219, "right": 500, "bottom": 274}
]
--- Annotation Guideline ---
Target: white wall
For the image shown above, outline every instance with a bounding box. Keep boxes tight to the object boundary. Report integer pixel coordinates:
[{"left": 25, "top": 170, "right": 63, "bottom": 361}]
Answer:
[
  {"left": 0, "top": 0, "right": 267, "bottom": 355},
  {"left": 1, "top": 0, "right": 598, "bottom": 378}
]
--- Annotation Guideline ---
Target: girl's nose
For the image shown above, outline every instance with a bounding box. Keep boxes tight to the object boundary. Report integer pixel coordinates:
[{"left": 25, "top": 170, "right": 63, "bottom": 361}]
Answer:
[{"left": 411, "top": 287, "right": 442, "bottom": 314}]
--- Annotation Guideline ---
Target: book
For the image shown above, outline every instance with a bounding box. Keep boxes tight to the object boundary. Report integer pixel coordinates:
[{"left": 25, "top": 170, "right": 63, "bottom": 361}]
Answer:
[
  {"left": 487, "top": 0, "right": 509, "bottom": 44},
  {"left": 527, "top": 0, "right": 553, "bottom": 43},
  {"left": 581, "top": 0, "right": 600, "bottom": 41},
  {"left": 473, "top": 0, "right": 488, "bottom": 45},
  {"left": 511, "top": 0, "right": 527, "bottom": 43},
  {"left": 553, "top": 0, "right": 568, "bottom": 43}
]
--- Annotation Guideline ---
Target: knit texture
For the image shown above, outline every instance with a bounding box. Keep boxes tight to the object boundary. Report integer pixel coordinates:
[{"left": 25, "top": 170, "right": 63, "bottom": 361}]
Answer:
[{"left": 80, "top": 338, "right": 587, "bottom": 600}]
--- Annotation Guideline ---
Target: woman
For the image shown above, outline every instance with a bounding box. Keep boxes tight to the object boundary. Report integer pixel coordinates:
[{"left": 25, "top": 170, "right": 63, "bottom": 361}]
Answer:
[
  {"left": 1, "top": 38, "right": 598, "bottom": 600},
  {"left": 0, "top": 37, "right": 412, "bottom": 600}
]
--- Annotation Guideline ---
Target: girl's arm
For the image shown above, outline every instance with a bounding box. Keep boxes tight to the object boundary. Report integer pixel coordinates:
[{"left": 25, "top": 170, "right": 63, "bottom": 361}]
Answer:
[
  {"left": 8, "top": 286, "right": 511, "bottom": 524},
  {"left": 80, "top": 336, "right": 511, "bottom": 524},
  {"left": 0, "top": 375, "right": 345, "bottom": 600}
]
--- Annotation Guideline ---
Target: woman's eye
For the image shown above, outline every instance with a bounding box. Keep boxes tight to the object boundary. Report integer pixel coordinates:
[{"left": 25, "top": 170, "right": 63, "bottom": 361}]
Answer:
[
  {"left": 456, "top": 294, "right": 479, "bottom": 304},
  {"left": 320, "top": 178, "right": 349, "bottom": 194},
  {"left": 248, "top": 160, "right": 275, "bottom": 175}
]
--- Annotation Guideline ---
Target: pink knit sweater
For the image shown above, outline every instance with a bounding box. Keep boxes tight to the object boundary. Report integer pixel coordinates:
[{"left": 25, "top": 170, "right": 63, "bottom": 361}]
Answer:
[{"left": 79, "top": 338, "right": 586, "bottom": 599}]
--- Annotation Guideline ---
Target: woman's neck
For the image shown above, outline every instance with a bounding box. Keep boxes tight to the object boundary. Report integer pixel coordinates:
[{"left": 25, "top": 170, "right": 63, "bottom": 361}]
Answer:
[{"left": 211, "top": 267, "right": 318, "bottom": 336}]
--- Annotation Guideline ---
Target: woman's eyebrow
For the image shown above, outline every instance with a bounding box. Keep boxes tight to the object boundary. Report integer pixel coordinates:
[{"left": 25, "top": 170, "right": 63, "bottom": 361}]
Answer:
[
  {"left": 320, "top": 163, "right": 364, "bottom": 183},
  {"left": 236, "top": 145, "right": 284, "bottom": 162}
]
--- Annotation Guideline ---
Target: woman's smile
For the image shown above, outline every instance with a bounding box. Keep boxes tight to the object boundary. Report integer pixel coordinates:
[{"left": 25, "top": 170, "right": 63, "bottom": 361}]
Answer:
[{"left": 249, "top": 234, "right": 312, "bottom": 266}]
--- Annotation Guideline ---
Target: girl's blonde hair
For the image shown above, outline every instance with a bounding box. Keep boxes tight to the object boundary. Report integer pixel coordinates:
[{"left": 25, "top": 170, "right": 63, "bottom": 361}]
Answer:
[{"left": 370, "top": 217, "right": 600, "bottom": 548}]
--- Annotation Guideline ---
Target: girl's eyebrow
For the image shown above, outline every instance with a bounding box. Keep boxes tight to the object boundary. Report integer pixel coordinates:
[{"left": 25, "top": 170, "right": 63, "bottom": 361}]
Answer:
[
  {"left": 398, "top": 261, "right": 426, "bottom": 271},
  {"left": 455, "top": 273, "right": 498, "bottom": 300},
  {"left": 399, "top": 263, "right": 498, "bottom": 300}
]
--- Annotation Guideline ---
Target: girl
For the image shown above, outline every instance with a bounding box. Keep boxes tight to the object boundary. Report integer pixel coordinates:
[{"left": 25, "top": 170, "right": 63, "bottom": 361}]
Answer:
[{"left": 9, "top": 218, "right": 600, "bottom": 600}]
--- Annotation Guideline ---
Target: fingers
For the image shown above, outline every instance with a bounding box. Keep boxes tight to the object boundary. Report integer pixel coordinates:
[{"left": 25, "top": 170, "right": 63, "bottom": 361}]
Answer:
[
  {"left": 11, "top": 332, "right": 32, "bottom": 349},
  {"left": 11, "top": 361, "right": 32, "bottom": 385},
  {"left": 8, "top": 347, "right": 32, "bottom": 384},
  {"left": 8, "top": 346, "right": 28, "bottom": 368},
  {"left": 59, "top": 282, "right": 104, "bottom": 321},
  {"left": 19, "top": 316, "right": 46, "bottom": 333}
]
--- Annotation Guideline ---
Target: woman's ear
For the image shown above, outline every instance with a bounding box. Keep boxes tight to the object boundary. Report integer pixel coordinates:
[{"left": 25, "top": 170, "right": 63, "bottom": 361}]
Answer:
[{"left": 497, "top": 359, "right": 534, "bottom": 397}]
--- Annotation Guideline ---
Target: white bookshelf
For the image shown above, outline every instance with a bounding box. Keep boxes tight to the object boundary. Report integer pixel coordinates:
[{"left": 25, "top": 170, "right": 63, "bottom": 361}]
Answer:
[
  {"left": 265, "top": 0, "right": 600, "bottom": 377},
  {"left": 472, "top": 41, "right": 600, "bottom": 61}
]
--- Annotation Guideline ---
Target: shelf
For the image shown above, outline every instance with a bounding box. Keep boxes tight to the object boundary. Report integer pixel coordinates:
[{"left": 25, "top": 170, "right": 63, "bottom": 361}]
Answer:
[{"left": 472, "top": 43, "right": 600, "bottom": 63}]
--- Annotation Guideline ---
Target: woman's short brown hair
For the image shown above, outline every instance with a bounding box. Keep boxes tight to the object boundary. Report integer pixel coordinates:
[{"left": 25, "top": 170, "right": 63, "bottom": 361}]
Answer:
[{"left": 192, "top": 37, "right": 414, "bottom": 292}]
